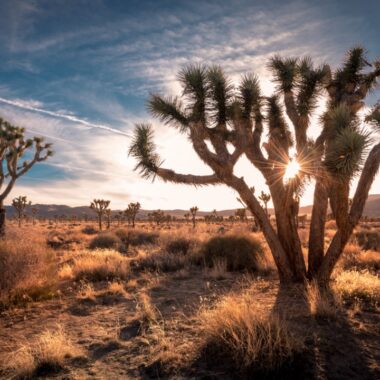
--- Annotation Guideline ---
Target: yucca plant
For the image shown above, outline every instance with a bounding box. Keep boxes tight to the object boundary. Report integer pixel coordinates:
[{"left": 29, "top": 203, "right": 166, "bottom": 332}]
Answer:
[
  {"left": 190, "top": 206, "right": 198, "bottom": 228},
  {"left": 90, "top": 199, "right": 110, "bottom": 231},
  {"left": 125, "top": 202, "right": 141, "bottom": 228},
  {"left": 129, "top": 47, "right": 380, "bottom": 286},
  {"left": 0, "top": 119, "right": 52, "bottom": 235},
  {"left": 12, "top": 195, "right": 31, "bottom": 227}
]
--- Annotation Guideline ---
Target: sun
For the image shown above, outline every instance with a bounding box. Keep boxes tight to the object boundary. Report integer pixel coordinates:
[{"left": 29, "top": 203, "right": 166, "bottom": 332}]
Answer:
[{"left": 284, "top": 158, "right": 300, "bottom": 182}]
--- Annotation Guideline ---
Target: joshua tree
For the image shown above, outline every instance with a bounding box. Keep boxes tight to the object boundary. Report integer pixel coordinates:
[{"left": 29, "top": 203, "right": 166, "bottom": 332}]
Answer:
[
  {"left": 105, "top": 209, "right": 111, "bottom": 229},
  {"left": 0, "top": 119, "right": 52, "bottom": 235},
  {"left": 125, "top": 202, "right": 141, "bottom": 228},
  {"left": 258, "top": 191, "right": 271, "bottom": 218},
  {"left": 184, "top": 212, "right": 190, "bottom": 224},
  {"left": 151, "top": 209, "right": 165, "bottom": 225},
  {"left": 117, "top": 211, "right": 123, "bottom": 226},
  {"left": 190, "top": 206, "right": 198, "bottom": 228},
  {"left": 235, "top": 208, "right": 247, "bottom": 223},
  {"left": 31, "top": 207, "right": 38, "bottom": 226},
  {"left": 90, "top": 199, "right": 110, "bottom": 231},
  {"left": 12, "top": 196, "right": 31, "bottom": 227},
  {"left": 129, "top": 48, "right": 380, "bottom": 286}
]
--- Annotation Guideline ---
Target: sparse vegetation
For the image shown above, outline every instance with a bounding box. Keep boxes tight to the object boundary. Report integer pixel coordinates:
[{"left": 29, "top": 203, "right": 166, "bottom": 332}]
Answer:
[{"left": 201, "top": 234, "right": 265, "bottom": 272}]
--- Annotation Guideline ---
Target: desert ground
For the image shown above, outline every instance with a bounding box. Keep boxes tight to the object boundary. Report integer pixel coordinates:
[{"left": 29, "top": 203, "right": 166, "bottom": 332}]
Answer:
[{"left": 0, "top": 218, "right": 379, "bottom": 380}]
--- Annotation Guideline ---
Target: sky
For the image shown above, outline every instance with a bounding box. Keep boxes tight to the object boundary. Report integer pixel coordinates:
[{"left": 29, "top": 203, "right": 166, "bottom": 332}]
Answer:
[{"left": 0, "top": 0, "right": 379, "bottom": 211}]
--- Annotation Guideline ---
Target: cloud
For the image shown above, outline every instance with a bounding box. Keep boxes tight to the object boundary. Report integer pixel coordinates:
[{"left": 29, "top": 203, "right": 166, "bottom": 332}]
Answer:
[{"left": 0, "top": 97, "right": 131, "bottom": 137}]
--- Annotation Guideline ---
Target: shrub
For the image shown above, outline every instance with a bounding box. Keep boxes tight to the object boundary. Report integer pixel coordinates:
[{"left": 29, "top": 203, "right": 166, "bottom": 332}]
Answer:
[
  {"left": 165, "top": 237, "right": 193, "bottom": 255},
  {"left": 199, "top": 294, "right": 301, "bottom": 375},
  {"left": 47, "top": 231, "right": 80, "bottom": 249},
  {"left": 128, "top": 230, "right": 159, "bottom": 246},
  {"left": 0, "top": 234, "right": 57, "bottom": 309},
  {"left": 82, "top": 225, "right": 97, "bottom": 235},
  {"left": 89, "top": 232, "right": 123, "bottom": 251},
  {"left": 355, "top": 229, "right": 380, "bottom": 251},
  {"left": 70, "top": 250, "right": 130, "bottom": 281},
  {"left": 0, "top": 325, "right": 83, "bottom": 378},
  {"left": 306, "top": 281, "right": 339, "bottom": 319},
  {"left": 334, "top": 269, "right": 380, "bottom": 307},
  {"left": 201, "top": 235, "right": 264, "bottom": 272}
]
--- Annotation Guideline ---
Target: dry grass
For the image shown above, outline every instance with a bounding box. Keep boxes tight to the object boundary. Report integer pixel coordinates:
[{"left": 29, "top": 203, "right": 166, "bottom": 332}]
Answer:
[
  {"left": 198, "top": 293, "right": 301, "bottom": 374},
  {"left": 334, "top": 269, "right": 380, "bottom": 306},
  {"left": 0, "top": 325, "right": 83, "bottom": 378},
  {"left": 306, "top": 281, "right": 340, "bottom": 319},
  {"left": 65, "top": 249, "right": 130, "bottom": 281},
  {"left": 341, "top": 243, "right": 380, "bottom": 271},
  {"left": 0, "top": 229, "right": 57, "bottom": 309}
]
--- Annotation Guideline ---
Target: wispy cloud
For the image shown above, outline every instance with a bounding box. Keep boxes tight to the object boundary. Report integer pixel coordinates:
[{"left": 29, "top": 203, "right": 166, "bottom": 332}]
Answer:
[{"left": 0, "top": 97, "right": 131, "bottom": 137}]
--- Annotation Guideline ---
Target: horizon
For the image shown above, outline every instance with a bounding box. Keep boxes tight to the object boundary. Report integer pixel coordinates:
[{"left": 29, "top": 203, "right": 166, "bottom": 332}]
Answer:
[{"left": 0, "top": 0, "right": 379, "bottom": 209}]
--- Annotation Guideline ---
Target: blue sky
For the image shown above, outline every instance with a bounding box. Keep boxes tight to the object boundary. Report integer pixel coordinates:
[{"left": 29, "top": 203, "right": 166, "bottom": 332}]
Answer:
[{"left": 0, "top": 0, "right": 379, "bottom": 210}]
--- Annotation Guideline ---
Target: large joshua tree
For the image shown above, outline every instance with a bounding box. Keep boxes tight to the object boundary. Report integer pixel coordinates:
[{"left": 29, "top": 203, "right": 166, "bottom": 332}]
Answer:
[
  {"left": 129, "top": 47, "right": 380, "bottom": 285},
  {"left": 0, "top": 119, "right": 52, "bottom": 235}
]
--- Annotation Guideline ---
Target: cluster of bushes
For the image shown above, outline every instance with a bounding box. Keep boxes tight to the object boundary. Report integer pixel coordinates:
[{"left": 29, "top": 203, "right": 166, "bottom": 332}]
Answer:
[{"left": 355, "top": 229, "right": 380, "bottom": 251}]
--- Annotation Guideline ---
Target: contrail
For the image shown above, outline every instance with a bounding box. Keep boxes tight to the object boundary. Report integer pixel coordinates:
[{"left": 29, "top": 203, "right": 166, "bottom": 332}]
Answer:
[{"left": 0, "top": 97, "right": 131, "bottom": 137}]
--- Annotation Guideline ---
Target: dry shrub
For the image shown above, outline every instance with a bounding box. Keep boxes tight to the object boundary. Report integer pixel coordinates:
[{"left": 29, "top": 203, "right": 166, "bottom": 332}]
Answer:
[
  {"left": 89, "top": 232, "right": 124, "bottom": 251},
  {"left": 306, "top": 281, "right": 340, "bottom": 319},
  {"left": 334, "top": 269, "right": 380, "bottom": 306},
  {"left": 115, "top": 229, "right": 159, "bottom": 246},
  {"left": 134, "top": 250, "right": 188, "bottom": 273},
  {"left": 165, "top": 237, "right": 194, "bottom": 255},
  {"left": 0, "top": 325, "right": 83, "bottom": 378},
  {"left": 199, "top": 294, "right": 301, "bottom": 375},
  {"left": 0, "top": 232, "right": 57, "bottom": 309},
  {"left": 341, "top": 244, "right": 380, "bottom": 271},
  {"left": 81, "top": 225, "right": 97, "bottom": 235},
  {"left": 136, "top": 292, "right": 159, "bottom": 333},
  {"left": 69, "top": 250, "right": 129, "bottom": 281},
  {"left": 201, "top": 234, "right": 264, "bottom": 272},
  {"left": 46, "top": 231, "right": 81, "bottom": 249},
  {"left": 355, "top": 229, "right": 380, "bottom": 251},
  {"left": 205, "top": 258, "right": 229, "bottom": 279}
]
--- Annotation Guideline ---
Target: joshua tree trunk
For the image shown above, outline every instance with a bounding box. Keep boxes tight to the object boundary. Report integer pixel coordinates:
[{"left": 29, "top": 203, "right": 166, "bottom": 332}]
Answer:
[
  {"left": 98, "top": 215, "right": 102, "bottom": 231},
  {"left": 0, "top": 203, "right": 5, "bottom": 237}
]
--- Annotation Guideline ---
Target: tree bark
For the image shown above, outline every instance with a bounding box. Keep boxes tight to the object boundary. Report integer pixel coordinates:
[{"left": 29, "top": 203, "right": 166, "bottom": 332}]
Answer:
[
  {"left": 0, "top": 206, "right": 5, "bottom": 237},
  {"left": 227, "top": 175, "right": 294, "bottom": 283},
  {"left": 317, "top": 143, "right": 380, "bottom": 283}
]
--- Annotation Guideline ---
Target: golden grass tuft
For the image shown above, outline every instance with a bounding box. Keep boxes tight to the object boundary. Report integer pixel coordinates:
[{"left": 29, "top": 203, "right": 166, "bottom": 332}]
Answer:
[
  {"left": 68, "top": 249, "right": 130, "bottom": 281},
  {"left": 333, "top": 269, "right": 380, "bottom": 306},
  {"left": 198, "top": 293, "right": 301, "bottom": 374},
  {"left": 306, "top": 281, "right": 340, "bottom": 319},
  {"left": 1, "top": 325, "right": 83, "bottom": 378}
]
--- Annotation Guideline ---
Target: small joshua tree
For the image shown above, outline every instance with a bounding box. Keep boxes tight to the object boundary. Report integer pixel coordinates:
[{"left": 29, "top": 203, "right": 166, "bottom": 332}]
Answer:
[
  {"left": 105, "top": 209, "right": 111, "bottom": 229},
  {"left": 152, "top": 209, "right": 165, "bottom": 225},
  {"left": 235, "top": 208, "right": 247, "bottom": 223},
  {"left": 258, "top": 191, "right": 271, "bottom": 218},
  {"left": 12, "top": 196, "right": 31, "bottom": 227},
  {"left": 0, "top": 119, "right": 52, "bottom": 235},
  {"left": 129, "top": 48, "right": 380, "bottom": 286},
  {"left": 31, "top": 207, "right": 38, "bottom": 226},
  {"left": 90, "top": 199, "right": 110, "bottom": 231},
  {"left": 184, "top": 212, "right": 190, "bottom": 224},
  {"left": 190, "top": 206, "right": 198, "bottom": 228},
  {"left": 125, "top": 202, "right": 141, "bottom": 228}
]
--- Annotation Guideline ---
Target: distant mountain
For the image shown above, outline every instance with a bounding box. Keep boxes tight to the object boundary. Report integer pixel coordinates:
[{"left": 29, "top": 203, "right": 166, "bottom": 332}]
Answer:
[{"left": 4, "top": 194, "right": 380, "bottom": 219}]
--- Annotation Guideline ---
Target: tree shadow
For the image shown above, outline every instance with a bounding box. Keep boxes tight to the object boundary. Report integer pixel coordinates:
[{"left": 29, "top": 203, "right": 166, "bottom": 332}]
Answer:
[{"left": 271, "top": 284, "right": 378, "bottom": 380}]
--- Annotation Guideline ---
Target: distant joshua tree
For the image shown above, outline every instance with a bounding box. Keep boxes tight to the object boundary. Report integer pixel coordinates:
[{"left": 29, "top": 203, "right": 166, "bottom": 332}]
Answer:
[
  {"left": 258, "top": 191, "right": 271, "bottom": 218},
  {"left": 125, "top": 202, "right": 141, "bottom": 228},
  {"left": 151, "top": 209, "right": 165, "bottom": 225},
  {"left": 190, "top": 206, "right": 198, "bottom": 228},
  {"left": 0, "top": 119, "right": 52, "bottom": 236},
  {"left": 129, "top": 48, "right": 380, "bottom": 286},
  {"left": 12, "top": 196, "right": 31, "bottom": 227},
  {"left": 105, "top": 209, "right": 111, "bottom": 229},
  {"left": 31, "top": 207, "right": 38, "bottom": 226},
  {"left": 90, "top": 199, "right": 110, "bottom": 231},
  {"left": 184, "top": 212, "right": 190, "bottom": 224},
  {"left": 235, "top": 208, "right": 247, "bottom": 223}
]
